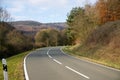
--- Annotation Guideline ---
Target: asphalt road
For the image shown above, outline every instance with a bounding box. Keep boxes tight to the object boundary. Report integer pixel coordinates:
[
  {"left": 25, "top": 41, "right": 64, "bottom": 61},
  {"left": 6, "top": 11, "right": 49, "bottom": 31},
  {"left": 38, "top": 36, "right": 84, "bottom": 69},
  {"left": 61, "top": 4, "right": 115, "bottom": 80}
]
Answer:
[{"left": 25, "top": 47, "right": 120, "bottom": 80}]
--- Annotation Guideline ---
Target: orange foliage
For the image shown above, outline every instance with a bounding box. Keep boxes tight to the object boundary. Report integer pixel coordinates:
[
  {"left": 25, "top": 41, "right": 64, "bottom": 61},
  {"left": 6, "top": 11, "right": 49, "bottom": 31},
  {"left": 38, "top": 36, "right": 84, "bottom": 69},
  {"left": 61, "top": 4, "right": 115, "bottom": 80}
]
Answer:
[{"left": 96, "top": 0, "right": 120, "bottom": 25}]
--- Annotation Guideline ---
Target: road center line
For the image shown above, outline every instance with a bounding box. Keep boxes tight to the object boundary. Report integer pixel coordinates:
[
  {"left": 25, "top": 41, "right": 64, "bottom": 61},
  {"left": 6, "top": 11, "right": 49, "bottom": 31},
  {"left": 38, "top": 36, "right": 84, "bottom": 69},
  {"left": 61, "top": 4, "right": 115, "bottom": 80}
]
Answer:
[
  {"left": 65, "top": 66, "right": 90, "bottom": 79},
  {"left": 48, "top": 55, "right": 52, "bottom": 58},
  {"left": 47, "top": 49, "right": 50, "bottom": 55},
  {"left": 53, "top": 59, "right": 62, "bottom": 65},
  {"left": 47, "top": 49, "right": 52, "bottom": 58}
]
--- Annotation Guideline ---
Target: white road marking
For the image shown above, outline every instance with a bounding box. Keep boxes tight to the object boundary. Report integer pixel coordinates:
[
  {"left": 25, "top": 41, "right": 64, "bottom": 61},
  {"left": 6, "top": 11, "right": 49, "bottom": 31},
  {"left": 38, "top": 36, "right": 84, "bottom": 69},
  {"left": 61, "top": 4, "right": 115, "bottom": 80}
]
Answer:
[
  {"left": 53, "top": 59, "right": 62, "bottom": 65},
  {"left": 47, "top": 49, "right": 50, "bottom": 55},
  {"left": 47, "top": 49, "right": 53, "bottom": 58},
  {"left": 65, "top": 66, "right": 90, "bottom": 79},
  {"left": 24, "top": 52, "right": 32, "bottom": 80},
  {"left": 60, "top": 47, "right": 120, "bottom": 72},
  {"left": 47, "top": 48, "right": 62, "bottom": 65},
  {"left": 48, "top": 55, "right": 52, "bottom": 58}
]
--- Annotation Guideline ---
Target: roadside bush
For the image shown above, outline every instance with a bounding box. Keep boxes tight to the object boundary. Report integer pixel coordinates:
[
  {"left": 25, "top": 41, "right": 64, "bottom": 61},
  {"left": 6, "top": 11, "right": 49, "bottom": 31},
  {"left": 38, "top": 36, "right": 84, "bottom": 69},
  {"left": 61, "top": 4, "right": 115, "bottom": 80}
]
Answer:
[{"left": 0, "top": 22, "right": 33, "bottom": 58}]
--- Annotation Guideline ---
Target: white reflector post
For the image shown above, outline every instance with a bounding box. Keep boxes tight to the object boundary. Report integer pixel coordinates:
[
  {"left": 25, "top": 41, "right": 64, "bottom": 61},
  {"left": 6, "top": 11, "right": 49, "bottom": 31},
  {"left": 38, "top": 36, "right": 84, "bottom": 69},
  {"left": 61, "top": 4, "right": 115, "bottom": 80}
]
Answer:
[{"left": 2, "top": 58, "right": 8, "bottom": 80}]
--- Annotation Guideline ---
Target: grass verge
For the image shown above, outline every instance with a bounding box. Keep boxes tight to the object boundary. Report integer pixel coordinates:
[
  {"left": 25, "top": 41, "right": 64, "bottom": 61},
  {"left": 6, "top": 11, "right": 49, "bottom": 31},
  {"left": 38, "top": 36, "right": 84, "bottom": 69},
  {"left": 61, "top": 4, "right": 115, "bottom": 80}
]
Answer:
[
  {"left": 63, "top": 46, "right": 120, "bottom": 70},
  {"left": 0, "top": 50, "right": 32, "bottom": 80}
]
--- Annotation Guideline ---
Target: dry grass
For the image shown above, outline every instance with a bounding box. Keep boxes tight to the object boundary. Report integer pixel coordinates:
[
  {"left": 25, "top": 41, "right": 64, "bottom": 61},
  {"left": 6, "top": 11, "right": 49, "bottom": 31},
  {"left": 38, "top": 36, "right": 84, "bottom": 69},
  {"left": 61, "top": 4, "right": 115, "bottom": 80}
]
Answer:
[{"left": 64, "top": 20, "right": 120, "bottom": 69}]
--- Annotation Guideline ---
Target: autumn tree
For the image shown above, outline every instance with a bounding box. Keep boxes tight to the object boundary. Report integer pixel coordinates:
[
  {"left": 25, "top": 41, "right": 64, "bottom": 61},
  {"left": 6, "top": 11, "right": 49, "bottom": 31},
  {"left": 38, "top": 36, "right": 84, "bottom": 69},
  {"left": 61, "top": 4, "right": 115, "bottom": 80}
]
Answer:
[
  {"left": 66, "top": 7, "right": 84, "bottom": 43},
  {"left": 106, "top": 0, "right": 120, "bottom": 21},
  {"left": 6, "top": 30, "right": 32, "bottom": 53},
  {"left": 67, "top": 7, "right": 84, "bottom": 25},
  {"left": 0, "top": 22, "right": 14, "bottom": 57},
  {"left": 95, "top": 0, "right": 120, "bottom": 25},
  {"left": 59, "top": 29, "right": 71, "bottom": 45},
  {"left": 84, "top": 4, "right": 99, "bottom": 26},
  {"left": 47, "top": 28, "right": 60, "bottom": 46},
  {"left": 35, "top": 28, "right": 70, "bottom": 47},
  {"left": 0, "top": 7, "right": 32, "bottom": 58},
  {"left": 0, "top": 22, "right": 32, "bottom": 58},
  {"left": 35, "top": 29, "right": 49, "bottom": 47},
  {"left": 67, "top": 7, "right": 97, "bottom": 44},
  {"left": 0, "top": 7, "right": 13, "bottom": 58}
]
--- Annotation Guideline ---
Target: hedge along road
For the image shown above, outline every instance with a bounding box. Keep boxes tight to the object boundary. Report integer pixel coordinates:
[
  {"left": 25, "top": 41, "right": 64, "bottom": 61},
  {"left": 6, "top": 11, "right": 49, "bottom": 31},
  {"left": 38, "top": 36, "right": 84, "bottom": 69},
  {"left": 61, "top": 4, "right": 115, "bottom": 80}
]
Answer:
[{"left": 24, "top": 47, "right": 120, "bottom": 80}]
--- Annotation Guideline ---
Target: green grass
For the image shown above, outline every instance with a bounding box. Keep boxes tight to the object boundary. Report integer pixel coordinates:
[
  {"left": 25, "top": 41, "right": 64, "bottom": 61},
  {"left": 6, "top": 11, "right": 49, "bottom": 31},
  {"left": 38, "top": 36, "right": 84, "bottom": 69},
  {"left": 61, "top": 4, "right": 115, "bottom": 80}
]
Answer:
[{"left": 0, "top": 51, "right": 31, "bottom": 80}]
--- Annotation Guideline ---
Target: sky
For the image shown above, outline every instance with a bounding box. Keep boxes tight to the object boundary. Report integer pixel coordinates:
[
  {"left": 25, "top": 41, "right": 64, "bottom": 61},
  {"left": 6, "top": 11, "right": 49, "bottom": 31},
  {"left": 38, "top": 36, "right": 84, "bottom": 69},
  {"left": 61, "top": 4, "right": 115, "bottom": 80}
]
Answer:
[{"left": 1, "top": 0, "right": 97, "bottom": 23}]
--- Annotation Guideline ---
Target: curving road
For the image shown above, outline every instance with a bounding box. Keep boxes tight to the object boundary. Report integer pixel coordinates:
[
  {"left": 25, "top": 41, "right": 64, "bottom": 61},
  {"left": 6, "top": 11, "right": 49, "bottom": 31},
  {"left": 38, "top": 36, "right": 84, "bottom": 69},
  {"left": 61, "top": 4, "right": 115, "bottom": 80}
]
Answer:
[{"left": 25, "top": 47, "right": 120, "bottom": 80}]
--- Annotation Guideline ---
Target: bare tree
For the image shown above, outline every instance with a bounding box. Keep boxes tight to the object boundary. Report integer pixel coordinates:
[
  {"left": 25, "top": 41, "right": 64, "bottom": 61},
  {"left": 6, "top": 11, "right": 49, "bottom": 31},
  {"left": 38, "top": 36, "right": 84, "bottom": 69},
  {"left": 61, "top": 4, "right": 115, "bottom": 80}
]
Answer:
[
  {"left": 0, "top": 0, "right": 11, "bottom": 22},
  {"left": 0, "top": 6, "right": 12, "bottom": 56},
  {"left": 0, "top": 7, "right": 11, "bottom": 22}
]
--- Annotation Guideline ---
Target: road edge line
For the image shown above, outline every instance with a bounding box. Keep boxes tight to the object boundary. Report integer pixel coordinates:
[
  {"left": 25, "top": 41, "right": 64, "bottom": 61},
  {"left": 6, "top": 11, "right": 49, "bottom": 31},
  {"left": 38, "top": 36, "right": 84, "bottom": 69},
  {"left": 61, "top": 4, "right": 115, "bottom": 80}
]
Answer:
[
  {"left": 24, "top": 48, "right": 49, "bottom": 80},
  {"left": 24, "top": 52, "right": 31, "bottom": 80},
  {"left": 60, "top": 47, "right": 120, "bottom": 72},
  {"left": 24, "top": 51, "right": 36, "bottom": 80}
]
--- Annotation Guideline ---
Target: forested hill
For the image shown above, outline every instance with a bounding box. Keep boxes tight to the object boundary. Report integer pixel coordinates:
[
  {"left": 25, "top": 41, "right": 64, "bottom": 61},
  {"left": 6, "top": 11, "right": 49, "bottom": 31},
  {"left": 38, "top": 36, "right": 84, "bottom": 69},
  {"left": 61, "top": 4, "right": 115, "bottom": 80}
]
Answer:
[
  {"left": 0, "top": 22, "right": 33, "bottom": 58},
  {"left": 11, "top": 20, "right": 42, "bottom": 26},
  {"left": 9, "top": 21, "right": 67, "bottom": 37},
  {"left": 10, "top": 21, "right": 67, "bottom": 32}
]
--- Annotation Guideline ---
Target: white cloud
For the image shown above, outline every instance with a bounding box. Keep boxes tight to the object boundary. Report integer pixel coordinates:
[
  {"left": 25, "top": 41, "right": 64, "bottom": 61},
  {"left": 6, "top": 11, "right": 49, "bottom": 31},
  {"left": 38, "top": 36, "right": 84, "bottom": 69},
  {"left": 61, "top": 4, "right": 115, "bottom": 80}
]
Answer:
[
  {"left": 28, "top": 0, "right": 69, "bottom": 8},
  {"left": 75, "top": 0, "right": 85, "bottom": 7},
  {"left": 76, "top": 0, "right": 97, "bottom": 7},
  {"left": 5, "top": 0, "right": 26, "bottom": 13},
  {"left": 8, "top": 6, "right": 24, "bottom": 13},
  {"left": 3, "top": 0, "right": 97, "bottom": 22},
  {"left": 28, "top": 0, "right": 48, "bottom": 5},
  {"left": 12, "top": 15, "right": 27, "bottom": 20}
]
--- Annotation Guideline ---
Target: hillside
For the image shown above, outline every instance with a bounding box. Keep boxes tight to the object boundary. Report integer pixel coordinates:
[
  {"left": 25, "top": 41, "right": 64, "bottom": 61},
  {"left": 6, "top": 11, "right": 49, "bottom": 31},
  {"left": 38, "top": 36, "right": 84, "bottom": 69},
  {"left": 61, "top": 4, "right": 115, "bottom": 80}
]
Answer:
[
  {"left": 11, "top": 21, "right": 67, "bottom": 31},
  {"left": 11, "top": 20, "right": 42, "bottom": 26},
  {"left": 10, "top": 21, "right": 67, "bottom": 37},
  {"left": 0, "top": 22, "right": 32, "bottom": 58},
  {"left": 66, "top": 20, "right": 120, "bottom": 69}
]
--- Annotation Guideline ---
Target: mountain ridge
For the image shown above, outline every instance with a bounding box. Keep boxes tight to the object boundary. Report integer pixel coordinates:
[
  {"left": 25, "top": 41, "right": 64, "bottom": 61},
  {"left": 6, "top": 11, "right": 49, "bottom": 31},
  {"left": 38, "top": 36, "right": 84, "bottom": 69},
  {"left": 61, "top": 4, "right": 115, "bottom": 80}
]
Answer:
[{"left": 10, "top": 20, "right": 68, "bottom": 37}]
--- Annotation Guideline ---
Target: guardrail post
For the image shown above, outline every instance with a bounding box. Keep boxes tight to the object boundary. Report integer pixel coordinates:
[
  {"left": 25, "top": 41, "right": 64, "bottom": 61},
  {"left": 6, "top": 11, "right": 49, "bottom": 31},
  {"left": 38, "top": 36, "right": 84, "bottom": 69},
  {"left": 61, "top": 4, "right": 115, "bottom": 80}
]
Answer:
[{"left": 2, "top": 58, "right": 8, "bottom": 80}]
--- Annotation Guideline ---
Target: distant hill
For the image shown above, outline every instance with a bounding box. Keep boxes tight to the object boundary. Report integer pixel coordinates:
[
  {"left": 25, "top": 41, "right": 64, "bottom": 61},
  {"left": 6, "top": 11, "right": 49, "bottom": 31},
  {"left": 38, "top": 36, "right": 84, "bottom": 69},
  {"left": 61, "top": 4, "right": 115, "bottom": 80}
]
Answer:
[
  {"left": 11, "top": 20, "right": 42, "bottom": 26},
  {"left": 11, "top": 20, "right": 67, "bottom": 31},
  {"left": 10, "top": 20, "right": 68, "bottom": 37}
]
